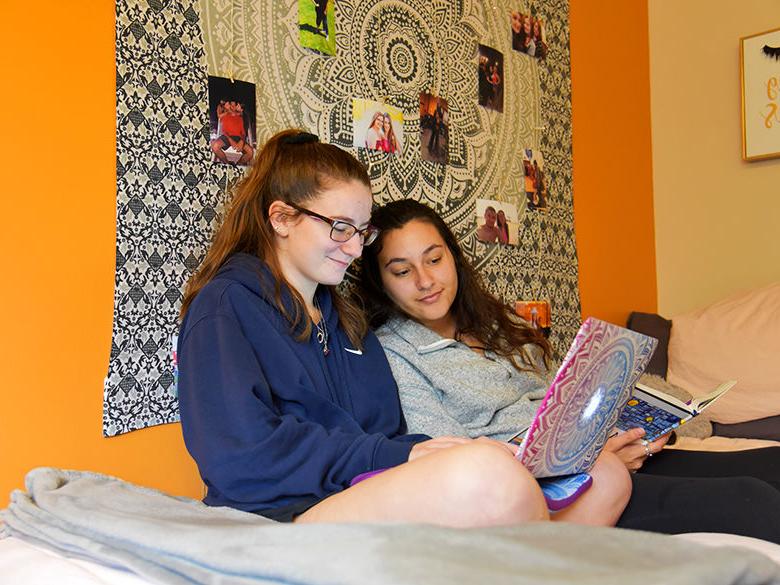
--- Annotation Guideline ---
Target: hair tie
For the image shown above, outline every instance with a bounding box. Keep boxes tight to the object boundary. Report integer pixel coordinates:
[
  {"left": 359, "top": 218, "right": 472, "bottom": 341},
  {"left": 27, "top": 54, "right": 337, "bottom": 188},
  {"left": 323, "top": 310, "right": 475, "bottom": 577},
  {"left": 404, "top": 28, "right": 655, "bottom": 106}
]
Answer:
[{"left": 282, "top": 132, "right": 320, "bottom": 145}]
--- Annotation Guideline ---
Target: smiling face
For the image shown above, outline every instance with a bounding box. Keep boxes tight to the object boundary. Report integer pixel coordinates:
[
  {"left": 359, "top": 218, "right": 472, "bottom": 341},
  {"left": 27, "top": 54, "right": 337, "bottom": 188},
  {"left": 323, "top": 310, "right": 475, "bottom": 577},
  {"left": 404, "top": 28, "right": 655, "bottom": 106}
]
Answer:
[
  {"left": 274, "top": 179, "right": 373, "bottom": 299},
  {"left": 483, "top": 207, "right": 497, "bottom": 227},
  {"left": 377, "top": 219, "right": 459, "bottom": 337},
  {"left": 511, "top": 11, "right": 522, "bottom": 33}
]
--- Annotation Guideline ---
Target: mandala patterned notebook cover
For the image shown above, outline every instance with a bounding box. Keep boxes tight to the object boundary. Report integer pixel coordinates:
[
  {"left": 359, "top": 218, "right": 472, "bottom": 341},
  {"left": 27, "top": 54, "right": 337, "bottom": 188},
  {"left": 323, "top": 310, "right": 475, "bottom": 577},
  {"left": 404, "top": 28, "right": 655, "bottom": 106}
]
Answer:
[{"left": 518, "top": 318, "right": 657, "bottom": 478}]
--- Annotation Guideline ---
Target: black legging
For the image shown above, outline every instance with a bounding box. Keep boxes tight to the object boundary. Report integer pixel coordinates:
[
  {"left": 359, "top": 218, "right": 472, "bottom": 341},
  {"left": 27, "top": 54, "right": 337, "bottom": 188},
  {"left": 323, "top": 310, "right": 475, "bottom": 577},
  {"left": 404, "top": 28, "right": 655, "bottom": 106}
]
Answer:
[{"left": 617, "top": 447, "right": 780, "bottom": 543}]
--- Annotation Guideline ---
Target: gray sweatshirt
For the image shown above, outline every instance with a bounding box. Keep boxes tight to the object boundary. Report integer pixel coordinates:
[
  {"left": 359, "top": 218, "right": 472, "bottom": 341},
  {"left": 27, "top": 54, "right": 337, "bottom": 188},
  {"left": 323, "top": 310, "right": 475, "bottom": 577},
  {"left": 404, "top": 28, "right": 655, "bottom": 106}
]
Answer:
[{"left": 376, "top": 316, "right": 552, "bottom": 441}]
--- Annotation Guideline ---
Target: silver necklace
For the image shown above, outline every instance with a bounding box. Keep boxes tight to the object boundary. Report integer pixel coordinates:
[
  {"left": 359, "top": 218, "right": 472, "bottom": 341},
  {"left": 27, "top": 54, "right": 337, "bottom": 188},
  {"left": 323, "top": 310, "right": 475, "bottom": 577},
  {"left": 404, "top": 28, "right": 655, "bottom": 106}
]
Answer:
[{"left": 313, "top": 297, "right": 330, "bottom": 356}]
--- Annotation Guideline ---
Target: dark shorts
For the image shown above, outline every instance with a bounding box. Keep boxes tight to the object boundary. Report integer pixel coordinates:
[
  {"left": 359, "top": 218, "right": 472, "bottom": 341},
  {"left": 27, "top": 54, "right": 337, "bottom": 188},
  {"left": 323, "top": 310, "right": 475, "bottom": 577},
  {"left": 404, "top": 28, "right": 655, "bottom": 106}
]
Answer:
[
  {"left": 253, "top": 469, "right": 388, "bottom": 522},
  {"left": 255, "top": 496, "right": 323, "bottom": 523},
  {"left": 215, "top": 135, "right": 242, "bottom": 149}
]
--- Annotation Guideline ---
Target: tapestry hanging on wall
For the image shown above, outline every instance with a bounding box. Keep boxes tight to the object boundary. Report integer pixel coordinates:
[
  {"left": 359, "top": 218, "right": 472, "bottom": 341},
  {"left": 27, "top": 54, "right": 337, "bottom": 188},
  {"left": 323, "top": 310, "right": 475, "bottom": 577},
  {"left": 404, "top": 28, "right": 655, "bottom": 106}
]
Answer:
[{"left": 106, "top": 0, "right": 579, "bottom": 436}]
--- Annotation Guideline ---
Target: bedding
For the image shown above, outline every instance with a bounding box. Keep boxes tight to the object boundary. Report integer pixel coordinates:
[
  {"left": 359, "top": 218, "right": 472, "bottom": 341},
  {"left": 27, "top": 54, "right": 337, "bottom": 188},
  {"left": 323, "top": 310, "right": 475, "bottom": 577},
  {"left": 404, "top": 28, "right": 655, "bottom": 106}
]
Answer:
[
  {"left": 0, "top": 537, "right": 149, "bottom": 585},
  {"left": 2, "top": 467, "right": 780, "bottom": 585},
  {"left": 2, "top": 534, "right": 779, "bottom": 585},
  {"left": 666, "top": 282, "right": 780, "bottom": 425},
  {"left": 627, "top": 283, "right": 780, "bottom": 450},
  {"left": 668, "top": 436, "right": 780, "bottom": 452}
]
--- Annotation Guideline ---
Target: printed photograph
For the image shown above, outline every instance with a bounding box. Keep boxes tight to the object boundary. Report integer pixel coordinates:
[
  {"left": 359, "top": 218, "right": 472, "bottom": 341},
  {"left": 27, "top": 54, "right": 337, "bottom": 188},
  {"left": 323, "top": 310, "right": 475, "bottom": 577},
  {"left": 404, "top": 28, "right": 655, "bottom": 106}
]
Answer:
[
  {"left": 523, "top": 148, "right": 548, "bottom": 211},
  {"left": 299, "top": 0, "right": 336, "bottom": 56},
  {"left": 515, "top": 300, "right": 552, "bottom": 336},
  {"left": 478, "top": 44, "right": 504, "bottom": 113},
  {"left": 207, "top": 76, "right": 257, "bottom": 166},
  {"left": 420, "top": 92, "right": 449, "bottom": 164},
  {"left": 511, "top": 12, "right": 548, "bottom": 60},
  {"left": 353, "top": 98, "right": 404, "bottom": 154},
  {"left": 475, "top": 198, "right": 519, "bottom": 246}
]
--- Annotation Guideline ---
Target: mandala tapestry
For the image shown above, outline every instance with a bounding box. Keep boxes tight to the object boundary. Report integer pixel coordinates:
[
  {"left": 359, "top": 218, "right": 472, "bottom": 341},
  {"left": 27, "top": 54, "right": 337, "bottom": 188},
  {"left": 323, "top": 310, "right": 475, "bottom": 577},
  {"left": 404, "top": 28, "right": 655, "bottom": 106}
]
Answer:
[{"left": 107, "top": 0, "right": 579, "bottom": 436}]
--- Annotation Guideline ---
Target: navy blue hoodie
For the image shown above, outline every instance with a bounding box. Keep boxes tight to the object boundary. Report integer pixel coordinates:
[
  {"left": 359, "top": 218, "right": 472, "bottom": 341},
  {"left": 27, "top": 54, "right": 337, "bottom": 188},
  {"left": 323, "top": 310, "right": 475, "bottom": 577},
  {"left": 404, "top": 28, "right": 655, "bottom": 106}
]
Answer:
[{"left": 178, "top": 253, "right": 428, "bottom": 514}]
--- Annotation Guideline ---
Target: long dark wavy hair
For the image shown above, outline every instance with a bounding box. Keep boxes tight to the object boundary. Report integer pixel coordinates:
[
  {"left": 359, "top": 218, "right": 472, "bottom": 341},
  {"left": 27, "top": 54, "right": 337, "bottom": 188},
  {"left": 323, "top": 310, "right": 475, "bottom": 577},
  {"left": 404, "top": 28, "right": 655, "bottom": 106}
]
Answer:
[
  {"left": 180, "top": 128, "right": 371, "bottom": 349},
  {"left": 358, "top": 199, "right": 551, "bottom": 371}
]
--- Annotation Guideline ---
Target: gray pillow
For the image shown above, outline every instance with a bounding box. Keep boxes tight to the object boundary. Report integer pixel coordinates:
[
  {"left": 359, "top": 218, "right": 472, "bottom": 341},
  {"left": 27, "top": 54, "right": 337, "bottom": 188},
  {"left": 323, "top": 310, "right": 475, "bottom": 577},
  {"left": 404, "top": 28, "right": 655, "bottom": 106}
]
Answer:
[{"left": 626, "top": 312, "right": 671, "bottom": 378}]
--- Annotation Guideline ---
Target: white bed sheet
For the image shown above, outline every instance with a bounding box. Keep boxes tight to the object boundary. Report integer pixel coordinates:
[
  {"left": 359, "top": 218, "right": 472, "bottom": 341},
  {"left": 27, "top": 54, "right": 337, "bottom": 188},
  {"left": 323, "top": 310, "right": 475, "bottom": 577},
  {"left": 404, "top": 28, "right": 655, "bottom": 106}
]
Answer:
[
  {"left": 0, "top": 537, "right": 151, "bottom": 585},
  {"left": 675, "top": 532, "right": 780, "bottom": 565}
]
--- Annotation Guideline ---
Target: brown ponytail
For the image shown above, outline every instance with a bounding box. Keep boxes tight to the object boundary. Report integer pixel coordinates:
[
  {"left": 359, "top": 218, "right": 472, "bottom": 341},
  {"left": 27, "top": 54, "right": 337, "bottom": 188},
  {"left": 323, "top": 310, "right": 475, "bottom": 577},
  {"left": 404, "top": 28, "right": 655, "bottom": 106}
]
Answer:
[{"left": 180, "top": 128, "right": 371, "bottom": 349}]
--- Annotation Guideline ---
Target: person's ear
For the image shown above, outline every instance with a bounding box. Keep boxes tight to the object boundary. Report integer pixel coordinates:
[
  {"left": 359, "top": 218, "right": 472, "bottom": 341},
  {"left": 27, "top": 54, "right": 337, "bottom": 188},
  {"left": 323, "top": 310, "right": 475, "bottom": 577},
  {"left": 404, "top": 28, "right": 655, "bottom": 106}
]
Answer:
[{"left": 268, "top": 200, "right": 297, "bottom": 237}]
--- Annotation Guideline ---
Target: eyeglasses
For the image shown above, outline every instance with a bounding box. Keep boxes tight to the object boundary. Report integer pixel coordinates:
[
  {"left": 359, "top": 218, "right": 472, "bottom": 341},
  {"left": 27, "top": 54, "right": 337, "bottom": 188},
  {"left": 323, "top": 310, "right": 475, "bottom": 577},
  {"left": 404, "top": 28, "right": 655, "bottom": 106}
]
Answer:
[{"left": 289, "top": 203, "right": 380, "bottom": 246}]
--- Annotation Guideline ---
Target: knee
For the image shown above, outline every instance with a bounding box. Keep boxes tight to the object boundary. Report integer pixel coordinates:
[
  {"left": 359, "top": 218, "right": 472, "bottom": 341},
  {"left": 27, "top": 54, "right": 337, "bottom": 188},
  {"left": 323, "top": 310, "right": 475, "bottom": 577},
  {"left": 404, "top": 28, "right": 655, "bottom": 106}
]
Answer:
[
  {"left": 592, "top": 450, "right": 633, "bottom": 517},
  {"left": 443, "top": 442, "right": 548, "bottom": 526},
  {"left": 600, "top": 450, "right": 632, "bottom": 495}
]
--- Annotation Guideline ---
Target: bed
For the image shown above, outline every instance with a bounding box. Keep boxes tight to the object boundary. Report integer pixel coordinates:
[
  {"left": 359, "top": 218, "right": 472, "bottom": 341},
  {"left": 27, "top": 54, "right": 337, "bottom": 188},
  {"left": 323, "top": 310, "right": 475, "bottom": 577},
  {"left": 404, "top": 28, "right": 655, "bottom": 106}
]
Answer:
[
  {"left": 1, "top": 467, "right": 780, "bottom": 585},
  {"left": 4, "top": 285, "right": 778, "bottom": 584},
  {"left": 626, "top": 282, "right": 780, "bottom": 451}
]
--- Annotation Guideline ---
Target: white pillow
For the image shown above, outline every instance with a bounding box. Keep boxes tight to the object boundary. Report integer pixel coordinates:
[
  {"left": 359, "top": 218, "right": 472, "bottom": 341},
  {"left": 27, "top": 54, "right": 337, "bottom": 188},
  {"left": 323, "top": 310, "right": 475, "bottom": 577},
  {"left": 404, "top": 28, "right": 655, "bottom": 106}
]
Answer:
[{"left": 666, "top": 282, "right": 780, "bottom": 424}]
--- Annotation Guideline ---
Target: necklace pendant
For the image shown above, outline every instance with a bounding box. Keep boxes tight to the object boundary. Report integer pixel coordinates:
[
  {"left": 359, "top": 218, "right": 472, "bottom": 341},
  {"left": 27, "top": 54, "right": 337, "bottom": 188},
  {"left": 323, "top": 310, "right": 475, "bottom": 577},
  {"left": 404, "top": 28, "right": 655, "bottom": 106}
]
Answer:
[{"left": 323, "top": 345, "right": 330, "bottom": 356}]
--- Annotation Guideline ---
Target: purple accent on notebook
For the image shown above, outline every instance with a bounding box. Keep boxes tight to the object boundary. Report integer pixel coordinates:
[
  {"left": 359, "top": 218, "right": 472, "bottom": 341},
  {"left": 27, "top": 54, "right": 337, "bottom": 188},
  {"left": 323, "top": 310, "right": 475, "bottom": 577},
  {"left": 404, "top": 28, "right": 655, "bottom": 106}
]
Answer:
[
  {"left": 518, "top": 317, "right": 657, "bottom": 479},
  {"left": 349, "top": 468, "right": 389, "bottom": 487},
  {"left": 538, "top": 473, "right": 594, "bottom": 511}
]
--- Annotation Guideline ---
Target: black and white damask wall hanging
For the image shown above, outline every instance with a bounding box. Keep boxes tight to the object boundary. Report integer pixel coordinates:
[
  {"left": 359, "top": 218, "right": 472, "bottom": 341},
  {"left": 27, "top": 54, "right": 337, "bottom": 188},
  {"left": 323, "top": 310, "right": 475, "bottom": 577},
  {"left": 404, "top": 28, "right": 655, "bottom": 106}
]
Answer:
[{"left": 106, "top": 0, "right": 579, "bottom": 436}]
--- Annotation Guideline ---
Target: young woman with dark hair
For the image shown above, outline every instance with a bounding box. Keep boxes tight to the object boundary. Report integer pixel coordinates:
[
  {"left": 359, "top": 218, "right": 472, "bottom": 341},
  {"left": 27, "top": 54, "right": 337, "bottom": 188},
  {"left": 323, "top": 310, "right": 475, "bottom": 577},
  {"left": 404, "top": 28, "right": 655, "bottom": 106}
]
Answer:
[
  {"left": 379, "top": 113, "right": 399, "bottom": 153},
  {"left": 496, "top": 209, "right": 510, "bottom": 244},
  {"left": 358, "top": 198, "right": 780, "bottom": 542},
  {"left": 176, "top": 130, "right": 631, "bottom": 527},
  {"left": 363, "top": 112, "right": 385, "bottom": 151}
]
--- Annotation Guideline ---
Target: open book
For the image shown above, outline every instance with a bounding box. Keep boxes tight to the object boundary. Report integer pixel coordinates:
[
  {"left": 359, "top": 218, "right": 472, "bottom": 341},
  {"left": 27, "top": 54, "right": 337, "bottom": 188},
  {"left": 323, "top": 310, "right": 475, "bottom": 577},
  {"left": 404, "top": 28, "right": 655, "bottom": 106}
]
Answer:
[{"left": 616, "top": 380, "right": 737, "bottom": 442}]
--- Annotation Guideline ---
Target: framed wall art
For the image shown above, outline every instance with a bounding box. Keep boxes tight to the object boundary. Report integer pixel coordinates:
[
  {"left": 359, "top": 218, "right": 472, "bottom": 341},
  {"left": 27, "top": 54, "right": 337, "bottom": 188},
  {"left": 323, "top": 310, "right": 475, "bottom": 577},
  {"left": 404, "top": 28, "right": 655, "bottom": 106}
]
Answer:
[{"left": 740, "top": 26, "right": 780, "bottom": 161}]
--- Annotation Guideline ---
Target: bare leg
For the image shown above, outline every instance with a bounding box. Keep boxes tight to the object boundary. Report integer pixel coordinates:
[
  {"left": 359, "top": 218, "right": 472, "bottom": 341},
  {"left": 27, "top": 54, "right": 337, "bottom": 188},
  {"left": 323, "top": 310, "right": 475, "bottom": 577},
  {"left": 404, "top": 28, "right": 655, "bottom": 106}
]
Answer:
[
  {"left": 238, "top": 144, "right": 254, "bottom": 165},
  {"left": 296, "top": 441, "right": 549, "bottom": 527},
  {"left": 211, "top": 140, "right": 229, "bottom": 163},
  {"left": 552, "top": 451, "right": 632, "bottom": 526}
]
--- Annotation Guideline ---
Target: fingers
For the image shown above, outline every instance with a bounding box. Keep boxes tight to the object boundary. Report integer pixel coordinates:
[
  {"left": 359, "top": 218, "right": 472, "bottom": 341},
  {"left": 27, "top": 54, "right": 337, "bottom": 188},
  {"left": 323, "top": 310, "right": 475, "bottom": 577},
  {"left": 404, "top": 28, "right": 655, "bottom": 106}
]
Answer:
[
  {"left": 605, "top": 427, "right": 645, "bottom": 451},
  {"left": 474, "top": 436, "right": 519, "bottom": 455},
  {"left": 435, "top": 436, "right": 472, "bottom": 446},
  {"left": 606, "top": 428, "right": 658, "bottom": 473},
  {"left": 625, "top": 454, "right": 644, "bottom": 473},
  {"left": 622, "top": 442, "right": 650, "bottom": 473},
  {"left": 409, "top": 436, "right": 508, "bottom": 462},
  {"left": 409, "top": 436, "right": 520, "bottom": 463},
  {"left": 650, "top": 433, "right": 671, "bottom": 451},
  {"left": 408, "top": 438, "right": 456, "bottom": 461}
]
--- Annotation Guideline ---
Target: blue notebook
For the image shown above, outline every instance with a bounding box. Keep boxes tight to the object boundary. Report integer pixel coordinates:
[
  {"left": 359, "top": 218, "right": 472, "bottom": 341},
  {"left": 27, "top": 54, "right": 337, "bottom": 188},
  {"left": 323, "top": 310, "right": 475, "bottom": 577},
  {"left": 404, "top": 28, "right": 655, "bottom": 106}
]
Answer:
[
  {"left": 616, "top": 380, "right": 737, "bottom": 442},
  {"left": 538, "top": 473, "right": 593, "bottom": 512}
]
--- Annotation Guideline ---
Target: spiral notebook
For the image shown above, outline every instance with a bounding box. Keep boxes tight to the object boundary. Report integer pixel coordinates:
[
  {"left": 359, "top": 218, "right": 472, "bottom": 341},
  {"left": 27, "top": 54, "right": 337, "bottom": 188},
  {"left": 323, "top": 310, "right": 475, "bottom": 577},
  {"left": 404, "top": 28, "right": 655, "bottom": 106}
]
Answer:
[{"left": 514, "top": 317, "right": 658, "bottom": 480}]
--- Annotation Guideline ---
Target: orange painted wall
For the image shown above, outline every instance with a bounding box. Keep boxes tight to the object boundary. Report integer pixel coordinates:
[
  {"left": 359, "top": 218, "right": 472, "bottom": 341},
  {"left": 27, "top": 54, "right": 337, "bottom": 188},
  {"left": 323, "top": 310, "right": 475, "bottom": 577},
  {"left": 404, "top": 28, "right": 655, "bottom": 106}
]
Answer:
[
  {"left": 0, "top": 2, "right": 657, "bottom": 507},
  {"left": 570, "top": 0, "right": 658, "bottom": 325},
  {"left": 0, "top": 2, "right": 203, "bottom": 507}
]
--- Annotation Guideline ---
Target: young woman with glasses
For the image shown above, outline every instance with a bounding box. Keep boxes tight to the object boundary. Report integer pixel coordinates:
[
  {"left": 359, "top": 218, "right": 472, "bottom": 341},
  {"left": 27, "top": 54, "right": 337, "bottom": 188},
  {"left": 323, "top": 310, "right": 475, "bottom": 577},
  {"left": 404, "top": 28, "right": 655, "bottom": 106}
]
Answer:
[{"left": 176, "top": 129, "right": 631, "bottom": 526}]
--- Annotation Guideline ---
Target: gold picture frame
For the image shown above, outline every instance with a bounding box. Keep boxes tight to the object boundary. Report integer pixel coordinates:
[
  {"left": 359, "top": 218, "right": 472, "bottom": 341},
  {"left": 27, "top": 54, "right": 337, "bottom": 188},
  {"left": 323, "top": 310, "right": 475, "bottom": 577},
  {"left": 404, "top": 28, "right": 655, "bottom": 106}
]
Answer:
[{"left": 740, "top": 26, "right": 780, "bottom": 161}]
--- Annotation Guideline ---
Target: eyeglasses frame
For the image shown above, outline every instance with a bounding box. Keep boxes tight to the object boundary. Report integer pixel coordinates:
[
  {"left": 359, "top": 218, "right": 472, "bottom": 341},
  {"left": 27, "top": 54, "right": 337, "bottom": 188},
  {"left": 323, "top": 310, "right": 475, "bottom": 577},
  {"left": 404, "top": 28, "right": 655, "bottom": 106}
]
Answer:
[{"left": 287, "top": 203, "right": 379, "bottom": 246}]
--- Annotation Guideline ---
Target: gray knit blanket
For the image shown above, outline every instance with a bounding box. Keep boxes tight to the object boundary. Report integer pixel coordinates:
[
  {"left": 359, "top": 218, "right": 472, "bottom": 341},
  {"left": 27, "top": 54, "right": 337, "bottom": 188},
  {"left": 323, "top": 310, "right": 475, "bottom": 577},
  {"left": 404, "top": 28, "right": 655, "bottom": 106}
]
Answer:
[{"left": 1, "top": 467, "right": 779, "bottom": 585}]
